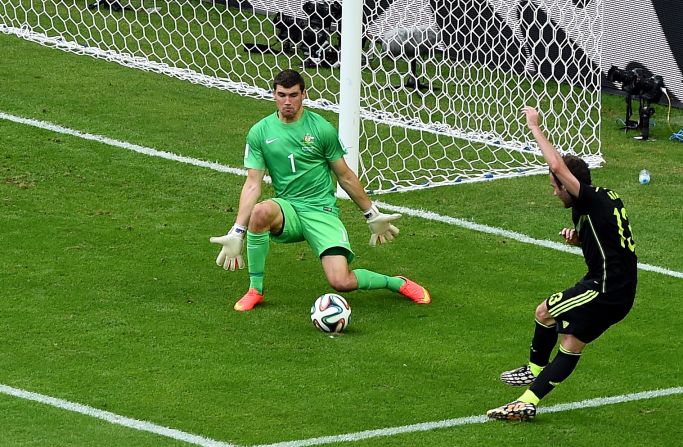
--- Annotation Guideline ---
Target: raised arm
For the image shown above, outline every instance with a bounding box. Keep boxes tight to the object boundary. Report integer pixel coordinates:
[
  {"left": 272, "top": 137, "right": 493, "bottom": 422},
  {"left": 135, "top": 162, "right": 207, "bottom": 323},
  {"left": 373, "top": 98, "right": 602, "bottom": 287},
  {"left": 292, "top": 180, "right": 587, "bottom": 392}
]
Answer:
[{"left": 523, "top": 106, "right": 580, "bottom": 197}]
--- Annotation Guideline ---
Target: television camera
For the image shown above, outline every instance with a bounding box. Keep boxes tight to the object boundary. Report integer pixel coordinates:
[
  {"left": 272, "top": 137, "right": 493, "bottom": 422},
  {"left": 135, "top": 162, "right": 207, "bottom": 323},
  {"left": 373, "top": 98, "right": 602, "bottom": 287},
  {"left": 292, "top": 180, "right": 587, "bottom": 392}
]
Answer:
[{"left": 608, "top": 66, "right": 665, "bottom": 140}]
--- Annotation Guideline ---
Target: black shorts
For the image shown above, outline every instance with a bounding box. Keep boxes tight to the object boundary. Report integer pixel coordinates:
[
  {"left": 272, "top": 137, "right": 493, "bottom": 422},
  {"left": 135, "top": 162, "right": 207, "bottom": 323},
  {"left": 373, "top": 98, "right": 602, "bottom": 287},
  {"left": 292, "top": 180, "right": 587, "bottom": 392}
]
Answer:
[{"left": 545, "top": 280, "right": 636, "bottom": 344}]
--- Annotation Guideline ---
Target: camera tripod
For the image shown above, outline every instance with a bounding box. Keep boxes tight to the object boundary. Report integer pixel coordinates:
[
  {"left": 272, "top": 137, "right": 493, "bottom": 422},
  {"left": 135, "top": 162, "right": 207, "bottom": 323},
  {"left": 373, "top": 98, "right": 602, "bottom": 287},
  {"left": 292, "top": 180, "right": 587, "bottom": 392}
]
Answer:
[{"left": 622, "top": 94, "right": 656, "bottom": 141}]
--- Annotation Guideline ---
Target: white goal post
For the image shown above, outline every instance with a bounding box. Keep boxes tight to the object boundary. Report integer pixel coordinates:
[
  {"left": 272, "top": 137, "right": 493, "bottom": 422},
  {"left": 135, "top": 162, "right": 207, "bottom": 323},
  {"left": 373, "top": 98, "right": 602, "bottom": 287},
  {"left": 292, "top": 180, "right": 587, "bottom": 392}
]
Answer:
[{"left": 0, "top": 0, "right": 603, "bottom": 194}]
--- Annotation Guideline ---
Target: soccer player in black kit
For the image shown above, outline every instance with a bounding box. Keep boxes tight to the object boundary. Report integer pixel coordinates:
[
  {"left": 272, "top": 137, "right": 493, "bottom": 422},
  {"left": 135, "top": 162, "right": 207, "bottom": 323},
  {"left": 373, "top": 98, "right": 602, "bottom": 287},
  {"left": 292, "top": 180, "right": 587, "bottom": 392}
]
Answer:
[{"left": 487, "top": 106, "right": 638, "bottom": 421}]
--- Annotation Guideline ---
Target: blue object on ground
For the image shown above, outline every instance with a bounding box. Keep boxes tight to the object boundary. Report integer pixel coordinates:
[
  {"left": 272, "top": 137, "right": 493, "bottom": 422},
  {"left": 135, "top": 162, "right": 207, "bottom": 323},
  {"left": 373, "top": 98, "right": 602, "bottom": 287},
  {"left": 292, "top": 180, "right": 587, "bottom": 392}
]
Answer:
[{"left": 670, "top": 130, "right": 683, "bottom": 142}]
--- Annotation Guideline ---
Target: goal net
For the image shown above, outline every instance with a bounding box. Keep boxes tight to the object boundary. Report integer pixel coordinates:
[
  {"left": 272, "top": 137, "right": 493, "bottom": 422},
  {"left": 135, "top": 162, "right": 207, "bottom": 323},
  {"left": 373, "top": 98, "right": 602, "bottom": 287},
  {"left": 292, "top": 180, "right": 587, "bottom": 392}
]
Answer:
[{"left": 0, "top": 0, "right": 602, "bottom": 194}]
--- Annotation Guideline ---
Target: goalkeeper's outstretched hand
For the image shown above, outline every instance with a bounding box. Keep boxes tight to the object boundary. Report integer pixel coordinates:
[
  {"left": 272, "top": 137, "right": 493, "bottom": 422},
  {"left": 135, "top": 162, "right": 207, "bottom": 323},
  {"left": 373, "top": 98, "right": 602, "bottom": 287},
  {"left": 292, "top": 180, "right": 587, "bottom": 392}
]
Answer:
[
  {"left": 364, "top": 204, "right": 401, "bottom": 246},
  {"left": 209, "top": 224, "right": 246, "bottom": 271}
]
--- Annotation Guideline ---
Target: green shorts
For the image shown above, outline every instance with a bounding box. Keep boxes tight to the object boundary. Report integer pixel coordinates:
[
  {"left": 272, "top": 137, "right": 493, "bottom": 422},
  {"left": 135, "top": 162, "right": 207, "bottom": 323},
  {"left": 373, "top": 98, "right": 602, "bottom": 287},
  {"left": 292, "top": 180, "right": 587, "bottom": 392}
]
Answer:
[{"left": 271, "top": 198, "right": 355, "bottom": 263}]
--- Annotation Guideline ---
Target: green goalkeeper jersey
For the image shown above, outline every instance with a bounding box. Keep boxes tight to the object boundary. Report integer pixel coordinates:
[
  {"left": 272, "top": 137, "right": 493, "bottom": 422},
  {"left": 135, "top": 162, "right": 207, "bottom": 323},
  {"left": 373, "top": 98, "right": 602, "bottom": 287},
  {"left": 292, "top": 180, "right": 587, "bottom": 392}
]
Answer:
[{"left": 244, "top": 109, "right": 346, "bottom": 213}]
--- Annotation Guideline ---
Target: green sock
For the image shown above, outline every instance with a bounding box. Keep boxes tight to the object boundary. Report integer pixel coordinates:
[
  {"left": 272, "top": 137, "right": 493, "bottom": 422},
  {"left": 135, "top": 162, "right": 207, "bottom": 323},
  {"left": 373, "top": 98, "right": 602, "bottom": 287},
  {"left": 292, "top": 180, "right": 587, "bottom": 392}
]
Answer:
[
  {"left": 247, "top": 231, "right": 270, "bottom": 294},
  {"left": 352, "top": 269, "right": 405, "bottom": 292}
]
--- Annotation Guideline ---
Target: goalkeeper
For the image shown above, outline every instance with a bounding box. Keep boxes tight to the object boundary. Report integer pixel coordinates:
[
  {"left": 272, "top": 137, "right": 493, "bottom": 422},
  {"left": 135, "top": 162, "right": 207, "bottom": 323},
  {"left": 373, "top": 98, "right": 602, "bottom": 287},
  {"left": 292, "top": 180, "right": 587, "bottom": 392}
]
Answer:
[{"left": 210, "top": 69, "right": 430, "bottom": 311}]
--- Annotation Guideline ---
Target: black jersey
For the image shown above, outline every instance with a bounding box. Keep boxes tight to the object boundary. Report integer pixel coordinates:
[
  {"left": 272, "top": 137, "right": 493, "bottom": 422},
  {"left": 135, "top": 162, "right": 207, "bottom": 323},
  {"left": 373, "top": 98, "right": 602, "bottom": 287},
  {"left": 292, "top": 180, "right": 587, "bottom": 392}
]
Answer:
[{"left": 572, "top": 183, "right": 638, "bottom": 293}]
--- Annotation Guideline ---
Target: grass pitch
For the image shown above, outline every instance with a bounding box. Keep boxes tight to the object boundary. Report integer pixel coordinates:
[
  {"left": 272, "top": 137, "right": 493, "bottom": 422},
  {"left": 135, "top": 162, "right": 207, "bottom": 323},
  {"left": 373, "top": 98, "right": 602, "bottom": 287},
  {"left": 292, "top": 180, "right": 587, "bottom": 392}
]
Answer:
[{"left": 1, "top": 33, "right": 682, "bottom": 446}]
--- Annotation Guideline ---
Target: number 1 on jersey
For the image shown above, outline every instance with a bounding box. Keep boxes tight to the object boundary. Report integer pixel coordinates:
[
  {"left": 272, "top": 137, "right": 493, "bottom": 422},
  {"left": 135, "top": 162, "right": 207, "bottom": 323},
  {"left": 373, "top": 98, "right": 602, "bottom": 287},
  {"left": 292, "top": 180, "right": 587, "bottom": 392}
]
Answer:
[{"left": 288, "top": 153, "right": 296, "bottom": 173}]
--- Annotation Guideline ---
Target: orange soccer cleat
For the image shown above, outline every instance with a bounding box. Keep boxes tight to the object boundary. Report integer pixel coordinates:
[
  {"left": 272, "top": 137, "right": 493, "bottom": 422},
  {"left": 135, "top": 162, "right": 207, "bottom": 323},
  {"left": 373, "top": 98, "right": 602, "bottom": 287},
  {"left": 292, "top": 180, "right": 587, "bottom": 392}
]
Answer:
[
  {"left": 396, "top": 276, "right": 431, "bottom": 304},
  {"left": 234, "top": 288, "right": 264, "bottom": 312}
]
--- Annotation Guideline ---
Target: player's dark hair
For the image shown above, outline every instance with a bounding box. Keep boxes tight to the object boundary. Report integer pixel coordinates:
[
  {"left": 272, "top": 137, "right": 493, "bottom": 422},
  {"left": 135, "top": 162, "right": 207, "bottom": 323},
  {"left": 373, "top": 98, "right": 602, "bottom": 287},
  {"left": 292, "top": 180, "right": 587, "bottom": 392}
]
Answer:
[
  {"left": 563, "top": 154, "right": 591, "bottom": 185},
  {"left": 273, "top": 69, "right": 306, "bottom": 92}
]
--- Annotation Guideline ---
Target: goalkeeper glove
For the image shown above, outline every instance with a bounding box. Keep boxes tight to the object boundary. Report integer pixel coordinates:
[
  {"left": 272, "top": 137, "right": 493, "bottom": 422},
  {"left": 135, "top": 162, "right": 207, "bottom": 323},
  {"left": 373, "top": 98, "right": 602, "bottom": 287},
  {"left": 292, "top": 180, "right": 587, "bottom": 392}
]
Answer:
[
  {"left": 209, "top": 224, "right": 246, "bottom": 271},
  {"left": 363, "top": 204, "right": 401, "bottom": 246}
]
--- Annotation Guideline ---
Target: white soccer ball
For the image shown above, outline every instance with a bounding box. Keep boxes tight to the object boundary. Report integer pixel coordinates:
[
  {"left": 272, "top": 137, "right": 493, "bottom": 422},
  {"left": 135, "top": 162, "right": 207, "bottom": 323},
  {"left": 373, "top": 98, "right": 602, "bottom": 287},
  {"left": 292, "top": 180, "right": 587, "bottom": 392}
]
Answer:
[{"left": 310, "top": 293, "right": 351, "bottom": 333}]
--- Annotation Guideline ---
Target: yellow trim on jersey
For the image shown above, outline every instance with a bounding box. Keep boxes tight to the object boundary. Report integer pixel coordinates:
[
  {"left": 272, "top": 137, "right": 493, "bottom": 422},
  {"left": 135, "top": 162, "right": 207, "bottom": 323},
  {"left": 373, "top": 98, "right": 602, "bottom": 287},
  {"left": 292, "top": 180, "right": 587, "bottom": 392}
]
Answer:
[
  {"left": 586, "top": 215, "right": 608, "bottom": 292},
  {"left": 549, "top": 290, "right": 599, "bottom": 317}
]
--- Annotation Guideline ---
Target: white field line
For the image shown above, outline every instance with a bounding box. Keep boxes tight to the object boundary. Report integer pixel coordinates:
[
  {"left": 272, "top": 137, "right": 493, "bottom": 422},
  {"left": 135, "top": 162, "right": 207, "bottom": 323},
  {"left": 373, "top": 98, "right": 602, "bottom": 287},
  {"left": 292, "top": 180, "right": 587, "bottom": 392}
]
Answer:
[
  {"left": 0, "top": 112, "right": 268, "bottom": 182},
  {"left": 254, "top": 386, "right": 683, "bottom": 447},
  {"left": 1, "top": 383, "right": 681, "bottom": 447},
  {"left": 2, "top": 111, "right": 681, "bottom": 280},
  {"left": 0, "top": 384, "right": 237, "bottom": 447},
  {"left": 375, "top": 202, "right": 683, "bottom": 279}
]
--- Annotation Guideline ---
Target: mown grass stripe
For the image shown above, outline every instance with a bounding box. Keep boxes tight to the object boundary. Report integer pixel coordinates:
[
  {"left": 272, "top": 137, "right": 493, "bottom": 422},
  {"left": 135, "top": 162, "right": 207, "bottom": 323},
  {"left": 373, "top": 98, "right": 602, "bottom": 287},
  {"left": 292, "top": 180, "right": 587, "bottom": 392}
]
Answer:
[{"left": 1, "top": 110, "right": 681, "bottom": 283}]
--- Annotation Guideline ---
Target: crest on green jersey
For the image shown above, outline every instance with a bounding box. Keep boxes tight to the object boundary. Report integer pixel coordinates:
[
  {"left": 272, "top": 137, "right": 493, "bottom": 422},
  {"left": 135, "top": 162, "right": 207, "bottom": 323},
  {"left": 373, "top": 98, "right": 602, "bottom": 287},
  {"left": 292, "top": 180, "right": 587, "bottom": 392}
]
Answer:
[{"left": 302, "top": 133, "right": 316, "bottom": 145}]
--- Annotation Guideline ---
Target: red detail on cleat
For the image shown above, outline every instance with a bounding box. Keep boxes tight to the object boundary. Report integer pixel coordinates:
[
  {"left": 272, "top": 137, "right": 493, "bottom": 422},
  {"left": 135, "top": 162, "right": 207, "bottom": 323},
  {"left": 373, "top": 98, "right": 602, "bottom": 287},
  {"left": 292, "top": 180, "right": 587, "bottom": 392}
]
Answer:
[
  {"left": 234, "top": 288, "right": 264, "bottom": 311},
  {"left": 396, "top": 276, "right": 431, "bottom": 304}
]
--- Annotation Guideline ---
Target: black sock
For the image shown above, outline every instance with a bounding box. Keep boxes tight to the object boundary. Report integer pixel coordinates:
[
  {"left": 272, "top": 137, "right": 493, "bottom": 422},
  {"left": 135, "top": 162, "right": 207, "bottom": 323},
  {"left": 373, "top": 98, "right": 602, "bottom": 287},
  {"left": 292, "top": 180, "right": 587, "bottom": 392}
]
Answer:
[
  {"left": 529, "top": 346, "right": 582, "bottom": 400},
  {"left": 529, "top": 319, "right": 558, "bottom": 368}
]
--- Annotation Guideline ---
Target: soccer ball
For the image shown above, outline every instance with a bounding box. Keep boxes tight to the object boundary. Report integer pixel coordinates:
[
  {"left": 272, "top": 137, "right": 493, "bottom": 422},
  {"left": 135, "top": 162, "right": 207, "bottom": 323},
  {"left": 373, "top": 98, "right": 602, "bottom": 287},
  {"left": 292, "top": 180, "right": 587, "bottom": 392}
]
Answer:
[{"left": 310, "top": 293, "right": 351, "bottom": 333}]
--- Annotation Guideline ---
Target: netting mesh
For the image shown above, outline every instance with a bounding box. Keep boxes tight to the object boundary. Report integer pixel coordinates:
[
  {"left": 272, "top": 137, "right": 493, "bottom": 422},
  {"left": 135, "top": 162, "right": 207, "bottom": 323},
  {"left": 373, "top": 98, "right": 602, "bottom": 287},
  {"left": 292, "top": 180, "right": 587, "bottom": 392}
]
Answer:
[{"left": 0, "top": 0, "right": 602, "bottom": 193}]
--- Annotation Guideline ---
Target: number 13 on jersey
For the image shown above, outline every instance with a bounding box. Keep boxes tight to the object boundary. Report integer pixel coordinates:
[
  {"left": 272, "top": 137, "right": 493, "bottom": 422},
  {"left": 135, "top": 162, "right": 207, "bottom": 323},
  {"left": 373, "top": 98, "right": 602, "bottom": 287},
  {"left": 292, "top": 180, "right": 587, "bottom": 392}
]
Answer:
[{"left": 613, "top": 207, "right": 635, "bottom": 252}]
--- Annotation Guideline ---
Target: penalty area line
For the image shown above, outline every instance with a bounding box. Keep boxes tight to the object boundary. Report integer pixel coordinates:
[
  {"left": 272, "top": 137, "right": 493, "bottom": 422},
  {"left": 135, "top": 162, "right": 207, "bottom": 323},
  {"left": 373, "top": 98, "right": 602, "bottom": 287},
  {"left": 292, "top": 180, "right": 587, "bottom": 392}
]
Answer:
[
  {"left": 1, "top": 110, "right": 681, "bottom": 280},
  {"left": 0, "top": 384, "right": 239, "bottom": 447},
  {"left": 1, "top": 383, "right": 679, "bottom": 447},
  {"left": 375, "top": 202, "right": 683, "bottom": 280},
  {"left": 0, "top": 111, "right": 267, "bottom": 182},
  {"left": 254, "top": 386, "right": 683, "bottom": 447}
]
